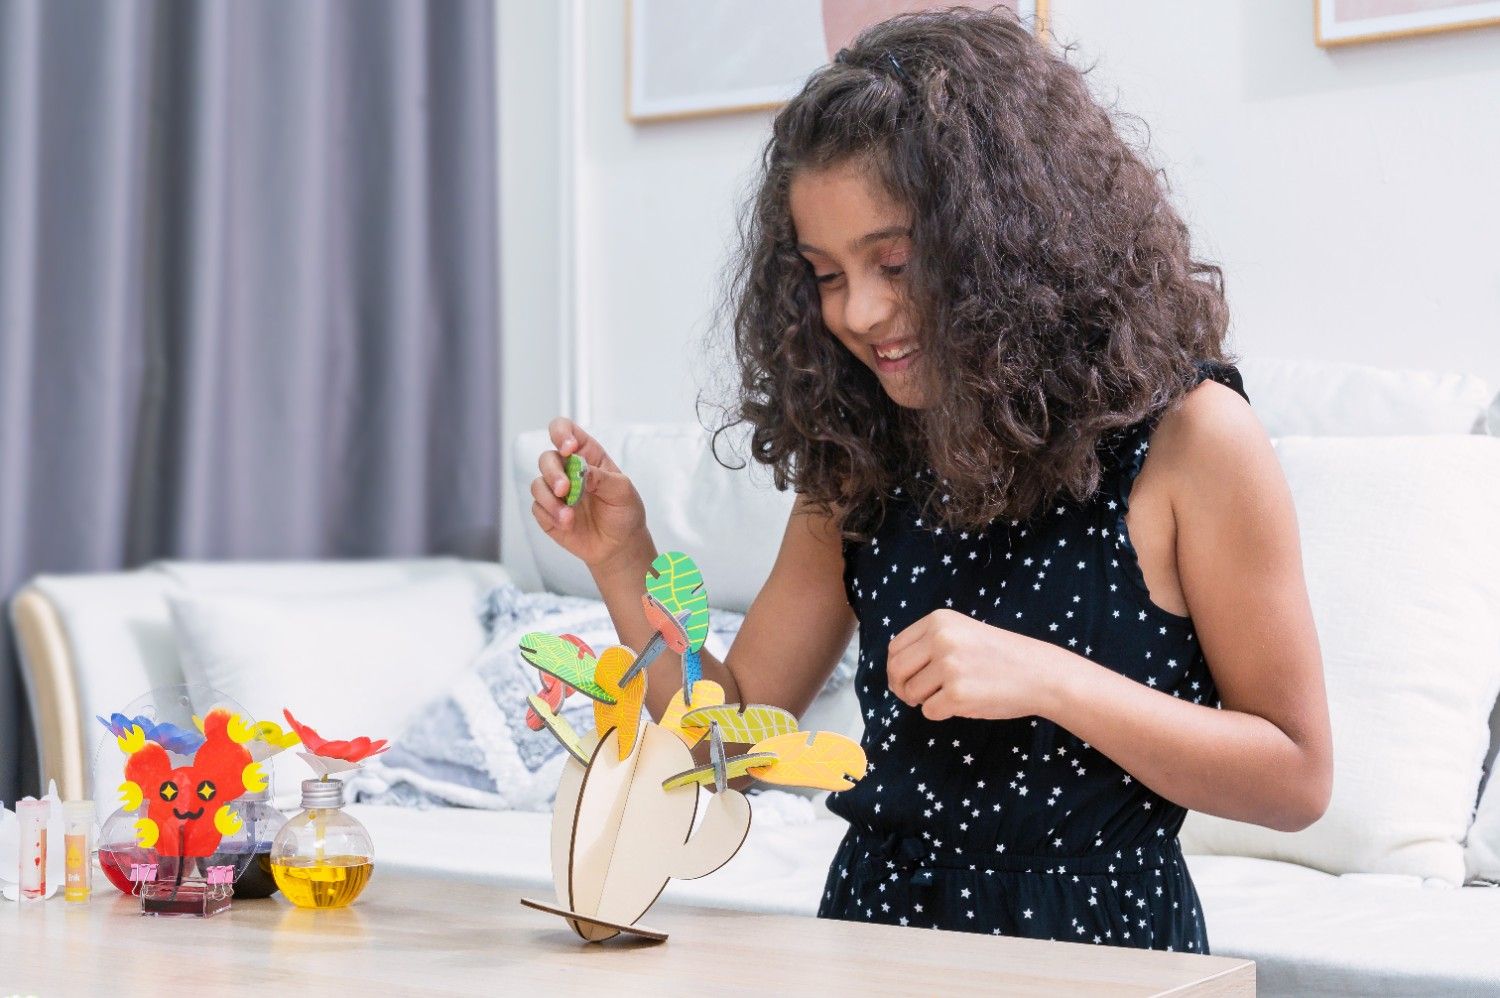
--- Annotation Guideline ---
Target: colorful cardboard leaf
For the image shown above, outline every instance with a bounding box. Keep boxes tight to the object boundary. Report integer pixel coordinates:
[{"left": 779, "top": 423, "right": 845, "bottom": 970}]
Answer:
[
  {"left": 593, "top": 647, "right": 646, "bottom": 760},
  {"left": 644, "top": 551, "right": 709, "bottom": 651},
  {"left": 528, "top": 694, "right": 591, "bottom": 765},
  {"left": 660, "top": 680, "right": 725, "bottom": 747},
  {"left": 660, "top": 752, "right": 779, "bottom": 791},
  {"left": 747, "top": 730, "right": 868, "bottom": 791},
  {"left": 520, "top": 632, "right": 614, "bottom": 703},
  {"left": 678, "top": 703, "right": 798, "bottom": 744},
  {"left": 641, "top": 593, "right": 691, "bottom": 654}
]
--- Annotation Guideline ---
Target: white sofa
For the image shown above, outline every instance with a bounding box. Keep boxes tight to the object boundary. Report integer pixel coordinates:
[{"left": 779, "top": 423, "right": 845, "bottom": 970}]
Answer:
[{"left": 13, "top": 357, "right": 1500, "bottom": 997}]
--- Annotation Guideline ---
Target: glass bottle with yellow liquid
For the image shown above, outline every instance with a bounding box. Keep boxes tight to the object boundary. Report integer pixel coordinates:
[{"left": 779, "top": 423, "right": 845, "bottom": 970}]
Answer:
[{"left": 270, "top": 777, "right": 373, "bottom": 908}]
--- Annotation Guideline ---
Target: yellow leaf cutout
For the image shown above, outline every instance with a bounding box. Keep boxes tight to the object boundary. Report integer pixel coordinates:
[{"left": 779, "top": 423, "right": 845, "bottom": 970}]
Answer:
[
  {"left": 660, "top": 681, "right": 725, "bottom": 747},
  {"left": 226, "top": 713, "right": 256, "bottom": 745},
  {"left": 593, "top": 646, "right": 646, "bottom": 760},
  {"left": 118, "top": 780, "right": 143, "bottom": 812},
  {"left": 252, "top": 720, "right": 301, "bottom": 750},
  {"left": 661, "top": 752, "right": 779, "bottom": 792},
  {"left": 214, "top": 805, "right": 243, "bottom": 837},
  {"left": 527, "top": 694, "right": 590, "bottom": 765},
  {"left": 117, "top": 724, "right": 146, "bottom": 755},
  {"left": 679, "top": 703, "right": 798, "bottom": 744},
  {"left": 242, "top": 761, "right": 268, "bottom": 793},
  {"left": 134, "top": 817, "right": 159, "bottom": 849},
  {"left": 747, "top": 730, "right": 868, "bottom": 792}
]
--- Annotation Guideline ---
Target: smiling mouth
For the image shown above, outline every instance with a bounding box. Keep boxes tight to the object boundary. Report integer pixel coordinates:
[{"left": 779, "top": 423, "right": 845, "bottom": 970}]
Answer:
[
  {"left": 873, "top": 340, "right": 920, "bottom": 362},
  {"left": 172, "top": 807, "right": 205, "bottom": 821}
]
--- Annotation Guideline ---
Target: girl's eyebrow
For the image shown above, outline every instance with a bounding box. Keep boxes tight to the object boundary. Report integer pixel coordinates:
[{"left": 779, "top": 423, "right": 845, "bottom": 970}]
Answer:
[{"left": 796, "top": 225, "right": 911, "bottom": 256}]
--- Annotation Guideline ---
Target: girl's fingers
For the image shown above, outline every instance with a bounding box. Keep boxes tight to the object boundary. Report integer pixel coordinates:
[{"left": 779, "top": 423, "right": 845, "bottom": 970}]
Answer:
[
  {"left": 886, "top": 613, "right": 932, "bottom": 661},
  {"left": 537, "top": 450, "right": 569, "bottom": 497},
  {"left": 530, "top": 476, "right": 568, "bottom": 523},
  {"left": 902, "top": 663, "right": 944, "bottom": 707},
  {"left": 886, "top": 640, "right": 930, "bottom": 705},
  {"left": 531, "top": 500, "right": 557, "bottom": 533},
  {"left": 546, "top": 416, "right": 617, "bottom": 473},
  {"left": 919, "top": 688, "right": 956, "bottom": 723}
]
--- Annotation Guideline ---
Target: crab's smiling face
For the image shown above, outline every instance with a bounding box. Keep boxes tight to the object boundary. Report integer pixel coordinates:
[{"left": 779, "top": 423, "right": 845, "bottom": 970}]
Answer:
[{"left": 159, "top": 768, "right": 218, "bottom": 821}]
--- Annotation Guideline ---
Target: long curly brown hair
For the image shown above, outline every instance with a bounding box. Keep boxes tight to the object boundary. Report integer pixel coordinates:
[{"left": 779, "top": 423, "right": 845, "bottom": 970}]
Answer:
[{"left": 707, "top": 5, "right": 1233, "bottom": 541}]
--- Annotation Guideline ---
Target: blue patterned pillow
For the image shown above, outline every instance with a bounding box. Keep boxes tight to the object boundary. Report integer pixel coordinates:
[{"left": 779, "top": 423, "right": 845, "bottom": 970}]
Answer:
[{"left": 353, "top": 583, "right": 857, "bottom": 811}]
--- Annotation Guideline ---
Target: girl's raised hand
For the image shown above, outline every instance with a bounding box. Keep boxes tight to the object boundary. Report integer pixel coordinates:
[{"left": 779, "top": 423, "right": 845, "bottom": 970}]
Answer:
[{"left": 531, "top": 417, "right": 649, "bottom": 570}]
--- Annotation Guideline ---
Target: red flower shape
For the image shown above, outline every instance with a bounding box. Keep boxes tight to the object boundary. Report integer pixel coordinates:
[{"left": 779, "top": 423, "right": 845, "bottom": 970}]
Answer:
[{"left": 282, "top": 708, "right": 389, "bottom": 763}]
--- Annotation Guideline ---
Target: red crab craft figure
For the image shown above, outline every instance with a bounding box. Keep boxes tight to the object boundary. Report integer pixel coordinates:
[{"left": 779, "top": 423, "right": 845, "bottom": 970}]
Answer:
[
  {"left": 119, "top": 707, "right": 262, "bottom": 858},
  {"left": 282, "top": 708, "right": 389, "bottom": 778}
]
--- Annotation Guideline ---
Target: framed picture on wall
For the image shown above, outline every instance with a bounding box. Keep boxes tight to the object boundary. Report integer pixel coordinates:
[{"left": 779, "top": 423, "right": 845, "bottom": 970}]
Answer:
[
  {"left": 626, "top": 0, "right": 1050, "bottom": 124},
  {"left": 1315, "top": 0, "right": 1500, "bottom": 46}
]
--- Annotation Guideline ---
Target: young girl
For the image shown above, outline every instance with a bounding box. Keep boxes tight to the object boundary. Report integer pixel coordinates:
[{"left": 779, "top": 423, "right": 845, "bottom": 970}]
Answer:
[{"left": 529, "top": 7, "right": 1330, "bottom": 954}]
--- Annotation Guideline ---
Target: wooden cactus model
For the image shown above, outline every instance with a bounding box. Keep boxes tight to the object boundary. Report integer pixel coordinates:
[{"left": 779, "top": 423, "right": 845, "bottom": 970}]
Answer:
[{"left": 518, "top": 551, "right": 867, "bottom": 943}]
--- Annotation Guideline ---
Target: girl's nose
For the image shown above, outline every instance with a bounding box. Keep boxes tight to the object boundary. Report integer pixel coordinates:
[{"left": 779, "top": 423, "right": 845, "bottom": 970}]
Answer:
[{"left": 843, "top": 275, "right": 894, "bottom": 337}]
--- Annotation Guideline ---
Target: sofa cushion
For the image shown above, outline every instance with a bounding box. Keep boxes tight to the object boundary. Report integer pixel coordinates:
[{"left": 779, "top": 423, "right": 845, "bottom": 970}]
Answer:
[
  {"left": 169, "top": 575, "right": 489, "bottom": 800},
  {"left": 1186, "top": 854, "right": 1500, "bottom": 997},
  {"left": 1179, "top": 436, "right": 1500, "bottom": 885}
]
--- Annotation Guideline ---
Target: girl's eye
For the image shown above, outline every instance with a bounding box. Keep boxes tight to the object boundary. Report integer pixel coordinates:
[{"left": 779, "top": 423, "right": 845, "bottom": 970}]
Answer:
[
  {"left": 816, "top": 273, "right": 841, "bottom": 285},
  {"left": 881, "top": 263, "right": 906, "bottom": 276}
]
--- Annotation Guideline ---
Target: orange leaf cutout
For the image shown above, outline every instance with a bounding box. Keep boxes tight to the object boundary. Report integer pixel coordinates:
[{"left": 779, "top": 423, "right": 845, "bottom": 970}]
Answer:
[
  {"left": 660, "top": 680, "right": 725, "bottom": 747},
  {"left": 746, "top": 730, "right": 867, "bottom": 791},
  {"left": 593, "top": 646, "right": 646, "bottom": 760}
]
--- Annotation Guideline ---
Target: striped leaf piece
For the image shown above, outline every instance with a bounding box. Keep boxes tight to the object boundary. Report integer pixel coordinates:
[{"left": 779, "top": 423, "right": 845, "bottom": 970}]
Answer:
[{"left": 644, "top": 551, "right": 710, "bottom": 651}]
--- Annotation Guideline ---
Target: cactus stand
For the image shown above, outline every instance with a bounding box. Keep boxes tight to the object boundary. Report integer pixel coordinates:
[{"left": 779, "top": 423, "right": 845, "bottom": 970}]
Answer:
[{"left": 520, "top": 723, "right": 751, "bottom": 943}]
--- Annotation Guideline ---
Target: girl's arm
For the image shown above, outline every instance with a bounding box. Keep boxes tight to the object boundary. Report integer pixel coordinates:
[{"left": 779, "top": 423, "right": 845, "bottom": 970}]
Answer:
[
  {"left": 1039, "top": 381, "right": 1333, "bottom": 831},
  {"left": 589, "top": 492, "right": 856, "bottom": 726},
  {"left": 885, "top": 380, "right": 1332, "bottom": 832}
]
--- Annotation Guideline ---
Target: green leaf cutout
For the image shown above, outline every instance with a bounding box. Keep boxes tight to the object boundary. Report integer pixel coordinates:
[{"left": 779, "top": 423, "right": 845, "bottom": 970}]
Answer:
[
  {"left": 644, "top": 550, "right": 709, "bottom": 651},
  {"left": 564, "top": 454, "right": 587, "bottom": 506},
  {"left": 518, "top": 632, "right": 615, "bottom": 704}
]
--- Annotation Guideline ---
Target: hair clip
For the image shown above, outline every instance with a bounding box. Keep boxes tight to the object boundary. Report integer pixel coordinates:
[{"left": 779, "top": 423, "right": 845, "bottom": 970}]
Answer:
[{"left": 884, "top": 51, "right": 911, "bottom": 86}]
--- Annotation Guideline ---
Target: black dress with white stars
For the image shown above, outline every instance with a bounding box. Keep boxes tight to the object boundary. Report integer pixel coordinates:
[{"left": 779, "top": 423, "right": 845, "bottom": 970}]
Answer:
[{"left": 818, "top": 361, "right": 1249, "bottom": 953}]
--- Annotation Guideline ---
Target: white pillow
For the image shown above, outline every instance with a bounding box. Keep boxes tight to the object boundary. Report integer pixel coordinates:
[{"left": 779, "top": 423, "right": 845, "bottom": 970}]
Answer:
[
  {"left": 169, "top": 575, "right": 487, "bottom": 802},
  {"left": 1178, "top": 436, "right": 1500, "bottom": 886},
  {"left": 1235, "top": 357, "right": 1492, "bottom": 436}
]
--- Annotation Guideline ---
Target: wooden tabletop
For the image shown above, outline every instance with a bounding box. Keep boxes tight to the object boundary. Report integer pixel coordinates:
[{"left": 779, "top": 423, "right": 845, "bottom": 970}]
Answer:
[{"left": 1, "top": 871, "right": 1254, "bottom": 996}]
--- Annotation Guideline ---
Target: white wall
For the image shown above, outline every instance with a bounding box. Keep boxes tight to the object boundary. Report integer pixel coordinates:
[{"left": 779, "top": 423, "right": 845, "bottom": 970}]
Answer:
[{"left": 499, "top": 0, "right": 1500, "bottom": 571}]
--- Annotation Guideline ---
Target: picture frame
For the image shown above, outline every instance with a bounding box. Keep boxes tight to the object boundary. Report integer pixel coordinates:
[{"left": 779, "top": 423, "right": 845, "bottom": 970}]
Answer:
[
  {"left": 1314, "top": 0, "right": 1500, "bottom": 47},
  {"left": 626, "top": 0, "right": 1051, "bottom": 125}
]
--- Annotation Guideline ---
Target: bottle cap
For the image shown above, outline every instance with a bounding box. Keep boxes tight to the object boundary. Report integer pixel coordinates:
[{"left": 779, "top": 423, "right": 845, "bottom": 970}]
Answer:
[
  {"left": 16, "top": 796, "right": 49, "bottom": 820},
  {"left": 62, "top": 800, "right": 95, "bottom": 823},
  {"left": 300, "top": 778, "right": 345, "bottom": 810}
]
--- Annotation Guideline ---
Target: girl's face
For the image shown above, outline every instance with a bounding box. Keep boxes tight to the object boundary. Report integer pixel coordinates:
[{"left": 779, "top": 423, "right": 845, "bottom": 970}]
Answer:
[{"left": 790, "top": 161, "right": 923, "bottom": 409}]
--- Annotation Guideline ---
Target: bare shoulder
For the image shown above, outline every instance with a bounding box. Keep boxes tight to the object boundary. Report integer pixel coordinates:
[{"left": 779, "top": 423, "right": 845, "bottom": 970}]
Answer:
[{"left": 1146, "top": 378, "right": 1277, "bottom": 498}]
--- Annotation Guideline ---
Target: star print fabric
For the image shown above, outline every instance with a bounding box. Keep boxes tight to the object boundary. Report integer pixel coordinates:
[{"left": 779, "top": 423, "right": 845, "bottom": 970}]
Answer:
[{"left": 818, "top": 361, "right": 1249, "bottom": 952}]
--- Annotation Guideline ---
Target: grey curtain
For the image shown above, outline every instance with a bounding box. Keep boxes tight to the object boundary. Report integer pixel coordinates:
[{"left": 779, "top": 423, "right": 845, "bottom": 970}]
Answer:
[{"left": 0, "top": 0, "right": 500, "bottom": 801}]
